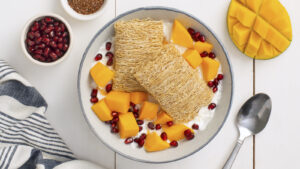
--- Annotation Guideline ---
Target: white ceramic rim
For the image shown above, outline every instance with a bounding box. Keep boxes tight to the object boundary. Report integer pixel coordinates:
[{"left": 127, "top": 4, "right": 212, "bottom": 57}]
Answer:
[
  {"left": 60, "top": 0, "right": 108, "bottom": 21},
  {"left": 20, "top": 13, "right": 73, "bottom": 66}
]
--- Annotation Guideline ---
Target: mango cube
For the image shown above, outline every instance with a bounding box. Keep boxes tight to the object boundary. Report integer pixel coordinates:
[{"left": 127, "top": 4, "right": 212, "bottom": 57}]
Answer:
[
  {"left": 91, "top": 99, "right": 113, "bottom": 122},
  {"left": 171, "top": 20, "right": 194, "bottom": 48},
  {"left": 130, "top": 92, "right": 148, "bottom": 104},
  {"left": 183, "top": 49, "right": 202, "bottom": 69},
  {"left": 194, "top": 41, "right": 213, "bottom": 54},
  {"left": 144, "top": 132, "right": 170, "bottom": 152},
  {"left": 155, "top": 111, "right": 173, "bottom": 125},
  {"left": 105, "top": 91, "right": 130, "bottom": 114},
  {"left": 139, "top": 101, "right": 159, "bottom": 120},
  {"left": 90, "top": 62, "right": 114, "bottom": 87},
  {"left": 118, "top": 112, "right": 139, "bottom": 138},
  {"left": 162, "top": 124, "right": 194, "bottom": 141},
  {"left": 201, "top": 57, "right": 220, "bottom": 82}
]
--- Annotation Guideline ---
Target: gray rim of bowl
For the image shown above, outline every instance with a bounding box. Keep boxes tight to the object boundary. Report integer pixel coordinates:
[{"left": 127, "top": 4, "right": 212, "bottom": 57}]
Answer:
[{"left": 77, "top": 6, "right": 234, "bottom": 164}]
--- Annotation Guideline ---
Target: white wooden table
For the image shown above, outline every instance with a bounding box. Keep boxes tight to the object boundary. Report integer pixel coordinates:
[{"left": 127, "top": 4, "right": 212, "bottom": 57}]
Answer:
[{"left": 0, "top": 0, "right": 299, "bottom": 168}]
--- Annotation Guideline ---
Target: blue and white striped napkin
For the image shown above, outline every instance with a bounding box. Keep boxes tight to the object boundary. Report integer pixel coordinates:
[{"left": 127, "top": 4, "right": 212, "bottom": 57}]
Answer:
[{"left": 0, "top": 60, "right": 75, "bottom": 169}]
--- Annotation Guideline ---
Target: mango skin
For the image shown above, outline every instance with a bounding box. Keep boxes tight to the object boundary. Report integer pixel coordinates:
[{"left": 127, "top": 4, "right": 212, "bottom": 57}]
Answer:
[
  {"left": 90, "top": 62, "right": 114, "bottom": 87},
  {"left": 171, "top": 20, "right": 194, "bottom": 48},
  {"left": 104, "top": 91, "right": 130, "bottom": 114},
  {"left": 118, "top": 112, "right": 139, "bottom": 139},
  {"left": 227, "top": 0, "right": 292, "bottom": 59},
  {"left": 144, "top": 132, "right": 170, "bottom": 152}
]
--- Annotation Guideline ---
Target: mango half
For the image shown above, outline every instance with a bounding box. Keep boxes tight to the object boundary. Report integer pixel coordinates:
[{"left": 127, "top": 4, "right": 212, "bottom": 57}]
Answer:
[{"left": 227, "top": 0, "right": 292, "bottom": 59}]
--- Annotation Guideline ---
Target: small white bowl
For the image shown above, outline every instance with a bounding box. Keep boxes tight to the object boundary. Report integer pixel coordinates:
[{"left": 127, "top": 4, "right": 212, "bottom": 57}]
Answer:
[
  {"left": 60, "top": 0, "right": 108, "bottom": 21},
  {"left": 21, "top": 13, "right": 73, "bottom": 66}
]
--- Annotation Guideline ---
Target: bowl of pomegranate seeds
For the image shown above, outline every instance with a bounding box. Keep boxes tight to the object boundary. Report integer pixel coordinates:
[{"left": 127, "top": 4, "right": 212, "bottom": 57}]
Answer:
[{"left": 21, "top": 13, "right": 73, "bottom": 66}]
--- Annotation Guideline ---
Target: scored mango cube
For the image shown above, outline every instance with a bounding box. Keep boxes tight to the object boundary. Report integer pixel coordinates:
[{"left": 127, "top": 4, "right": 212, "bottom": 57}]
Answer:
[
  {"left": 201, "top": 57, "right": 220, "bottom": 82},
  {"left": 91, "top": 99, "right": 113, "bottom": 122},
  {"left": 194, "top": 41, "right": 213, "bottom": 54},
  {"left": 183, "top": 49, "right": 202, "bottom": 69},
  {"left": 118, "top": 112, "right": 139, "bottom": 138},
  {"left": 144, "top": 132, "right": 170, "bottom": 152},
  {"left": 104, "top": 91, "right": 130, "bottom": 114},
  {"left": 155, "top": 111, "right": 173, "bottom": 125},
  {"left": 171, "top": 20, "right": 194, "bottom": 48},
  {"left": 130, "top": 92, "right": 148, "bottom": 105},
  {"left": 139, "top": 101, "right": 159, "bottom": 120},
  {"left": 162, "top": 124, "right": 194, "bottom": 141},
  {"left": 90, "top": 62, "right": 114, "bottom": 87}
]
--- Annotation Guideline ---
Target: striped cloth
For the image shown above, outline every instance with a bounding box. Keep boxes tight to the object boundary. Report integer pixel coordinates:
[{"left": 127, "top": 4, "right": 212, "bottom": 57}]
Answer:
[{"left": 0, "top": 60, "right": 75, "bottom": 169}]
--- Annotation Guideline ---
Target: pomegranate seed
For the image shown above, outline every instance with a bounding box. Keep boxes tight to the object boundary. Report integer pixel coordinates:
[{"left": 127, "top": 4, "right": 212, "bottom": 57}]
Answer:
[
  {"left": 138, "top": 139, "right": 144, "bottom": 147},
  {"left": 50, "top": 41, "right": 57, "bottom": 48},
  {"left": 50, "top": 52, "right": 58, "bottom": 60},
  {"left": 166, "top": 121, "right": 173, "bottom": 127},
  {"left": 124, "top": 137, "right": 133, "bottom": 144},
  {"left": 53, "top": 36, "right": 59, "bottom": 42},
  {"left": 61, "top": 32, "right": 68, "bottom": 38},
  {"left": 130, "top": 102, "right": 135, "bottom": 108},
  {"left": 35, "top": 37, "right": 42, "bottom": 44},
  {"left": 54, "top": 21, "right": 59, "bottom": 26},
  {"left": 111, "top": 122, "right": 117, "bottom": 128},
  {"left": 147, "top": 122, "right": 155, "bottom": 130},
  {"left": 207, "top": 81, "right": 214, "bottom": 88},
  {"left": 133, "top": 107, "right": 139, "bottom": 113},
  {"left": 111, "top": 111, "right": 119, "bottom": 118},
  {"left": 217, "top": 74, "right": 224, "bottom": 80},
  {"left": 199, "top": 35, "right": 206, "bottom": 42},
  {"left": 106, "top": 42, "right": 112, "bottom": 51},
  {"left": 62, "top": 44, "right": 69, "bottom": 52},
  {"left": 27, "top": 39, "right": 35, "bottom": 46},
  {"left": 194, "top": 32, "right": 200, "bottom": 40},
  {"left": 112, "top": 117, "right": 119, "bottom": 123},
  {"left": 42, "top": 38, "right": 50, "bottom": 44},
  {"left": 139, "top": 126, "right": 143, "bottom": 131},
  {"left": 60, "top": 23, "right": 66, "bottom": 32},
  {"left": 160, "top": 132, "right": 168, "bottom": 141},
  {"left": 90, "top": 97, "right": 98, "bottom": 103},
  {"left": 34, "top": 49, "right": 43, "bottom": 55},
  {"left": 28, "top": 32, "right": 35, "bottom": 39},
  {"left": 57, "top": 43, "right": 63, "bottom": 50},
  {"left": 134, "top": 138, "right": 139, "bottom": 143},
  {"left": 40, "top": 24, "right": 46, "bottom": 31},
  {"left": 133, "top": 112, "right": 139, "bottom": 118},
  {"left": 192, "top": 124, "right": 199, "bottom": 130},
  {"left": 155, "top": 124, "right": 161, "bottom": 130},
  {"left": 186, "top": 133, "right": 195, "bottom": 140},
  {"left": 200, "top": 51, "right": 208, "bottom": 57},
  {"left": 94, "top": 54, "right": 102, "bottom": 61},
  {"left": 106, "top": 57, "right": 113, "bottom": 66},
  {"left": 140, "top": 133, "right": 147, "bottom": 140},
  {"left": 212, "top": 87, "right": 218, "bottom": 93},
  {"left": 63, "top": 38, "right": 68, "bottom": 44},
  {"left": 208, "top": 52, "right": 216, "bottom": 59},
  {"left": 170, "top": 141, "right": 178, "bottom": 147},
  {"left": 44, "top": 17, "right": 53, "bottom": 23},
  {"left": 184, "top": 129, "right": 192, "bottom": 137},
  {"left": 49, "top": 31, "right": 55, "bottom": 38},
  {"left": 55, "top": 26, "right": 62, "bottom": 33},
  {"left": 208, "top": 103, "right": 216, "bottom": 110},
  {"left": 34, "top": 32, "right": 41, "bottom": 38},
  {"left": 187, "top": 28, "right": 195, "bottom": 35},
  {"left": 38, "top": 43, "right": 46, "bottom": 49},
  {"left": 43, "top": 47, "right": 50, "bottom": 57},
  {"left": 105, "top": 84, "right": 112, "bottom": 93},
  {"left": 58, "top": 37, "right": 63, "bottom": 43},
  {"left": 213, "top": 79, "right": 219, "bottom": 86},
  {"left": 137, "top": 120, "right": 144, "bottom": 125},
  {"left": 105, "top": 52, "right": 114, "bottom": 58},
  {"left": 111, "top": 127, "right": 119, "bottom": 133},
  {"left": 31, "top": 22, "right": 39, "bottom": 31}
]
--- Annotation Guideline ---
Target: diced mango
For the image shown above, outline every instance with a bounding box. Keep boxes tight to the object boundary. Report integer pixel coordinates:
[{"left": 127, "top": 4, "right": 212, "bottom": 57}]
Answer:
[
  {"left": 144, "top": 132, "right": 170, "bottom": 152},
  {"left": 162, "top": 124, "right": 194, "bottom": 141},
  {"left": 232, "top": 23, "right": 251, "bottom": 46},
  {"left": 194, "top": 41, "right": 213, "bottom": 54},
  {"left": 105, "top": 91, "right": 130, "bottom": 114},
  {"left": 171, "top": 20, "right": 194, "bottom": 48},
  {"left": 182, "top": 49, "right": 202, "bottom": 69},
  {"left": 118, "top": 112, "right": 139, "bottom": 138},
  {"left": 201, "top": 57, "right": 220, "bottom": 82},
  {"left": 91, "top": 99, "right": 113, "bottom": 122},
  {"left": 90, "top": 62, "right": 114, "bottom": 87},
  {"left": 155, "top": 111, "right": 173, "bottom": 125},
  {"left": 139, "top": 101, "right": 159, "bottom": 120},
  {"left": 130, "top": 92, "right": 148, "bottom": 104}
]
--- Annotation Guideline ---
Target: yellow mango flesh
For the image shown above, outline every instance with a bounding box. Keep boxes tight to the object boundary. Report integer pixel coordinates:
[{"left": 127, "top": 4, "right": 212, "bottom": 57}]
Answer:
[
  {"left": 155, "top": 111, "right": 173, "bottom": 125},
  {"left": 90, "top": 62, "right": 114, "bottom": 87},
  {"left": 201, "top": 57, "right": 220, "bottom": 82},
  {"left": 130, "top": 92, "right": 148, "bottom": 105},
  {"left": 139, "top": 101, "right": 159, "bottom": 120},
  {"left": 118, "top": 112, "right": 139, "bottom": 138},
  {"left": 183, "top": 49, "right": 202, "bottom": 69},
  {"left": 194, "top": 41, "right": 213, "bottom": 54},
  {"left": 104, "top": 91, "right": 130, "bottom": 114},
  {"left": 91, "top": 99, "right": 113, "bottom": 122},
  {"left": 163, "top": 124, "right": 194, "bottom": 141},
  {"left": 144, "top": 132, "right": 170, "bottom": 152},
  {"left": 171, "top": 20, "right": 194, "bottom": 48},
  {"left": 227, "top": 0, "right": 292, "bottom": 59}
]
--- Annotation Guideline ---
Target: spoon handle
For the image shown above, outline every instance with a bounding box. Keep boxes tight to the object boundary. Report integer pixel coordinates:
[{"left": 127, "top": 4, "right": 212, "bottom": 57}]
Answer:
[{"left": 222, "top": 139, "right": 244, "bottom": 169}]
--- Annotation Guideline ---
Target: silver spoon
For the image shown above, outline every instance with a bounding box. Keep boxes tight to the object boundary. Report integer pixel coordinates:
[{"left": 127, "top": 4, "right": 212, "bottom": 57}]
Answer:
[{"left": 223, "top": 93, "right": 272, "bottom": 169}]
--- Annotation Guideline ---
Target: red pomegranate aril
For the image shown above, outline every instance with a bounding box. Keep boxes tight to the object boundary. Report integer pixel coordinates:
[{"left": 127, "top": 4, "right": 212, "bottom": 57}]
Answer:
[
  {"left": 194, "top": 32, "right": 200, "bottom": 40},
  {"left": 136, "top": 120, "right": 144, "bottom": 125},
  {"left": 106, "top": 42, "right": 112, "bottom": 51},
  {"left": 155, "top": 124, "right": 161, "bottom": 130},
  {"left": 94, "top": 54, "right": 102, "bottom": 61},
  {"left": 138, "top": 139, "right": 144, "bottom": 147},
  {"left": 207, "top": 81, "right": 214, "bottom": 88},
  {"left": 56, "top": 31, "right": 62, "bottom": 37},
  {"left": 199, "top": 35, "right": 206, "bottom": 42},
  {"left": 111, "top": 122, "right": 117, "bottom": 128},
  {"left": 63, "top": 38, "right": 68, "bottom": 44},
  {"left": 208, "top": 103, "right": 216, "bottom": 110},
  {"left": 133, "top": 107, "right": 139, "bottom": 113},
  {"left": 124, "top": 137, "right": 133, "bottom": 144},
  {"left": 186, "top": 133, "right": 195, "bottom": 140},
  {"left": 62, "top": 44, "right": 69, "bottom": 52},
  {"left": 42, "top": 38, "right": 50, "bottom": 44},
  {"left": 187, "top": 27, "right": 195, "bottom": 35},
  {"left": 112, "top": 117, "right": 119, "bottom": 123},
  {"left": 105, "top": 84, "right": 112, "bottom": 93},
  {"left": 208, "top": 52, "right": 216, "bottom": 59},
  {"left": 139, "top": 126, "right": 143, "bottom": 131},
  {"left": 53, "top": 36, "right": 59, "bottom": 42},
  {"left": 160, "top": 132, "right": 168, "bottom": 141},
  {"left": 217, "top": 74, "right": 224, "bottom": 80},
  {"left": 184, "top": 129, "right": 192, "bottom": 137},
  {"left": 46, "top": 58, "right": 52, "bottom": 62},
  {"left": 50, "top": 41, "right": 57, "bottom": 48},
  {"left": 133, "top": 112, "right": 139, "bottom": 118},
  {"left": 49, "top": 31, "right": 55, "bottom": 38},
  {"left": 31, "top": 22, "right": 39, "bottom": 32},
  {"left": 105, "top": 52, "right": 114, "bottom": 58},
  {"left": 212, "top": 87, "right": 218, "bottom": 93},
  {"left": 28, "top": 47, "right": 34, "bottom": 53},
  {"left": 111, "top": 111, "right": 119, "bottom": 118},
  {"left": 192, "top": 124, "right": 199, "bottom": 130},
  {"left": 57, "top": 37, "right": 63, "bottom": 43},
  {"left": 34, "top": 31, "right": 41, "bottom": 38},
  {"left": 40, "top": 24, "right": 46, "bottom": 31},
  {"left": 55, "top": 26, "right": 62, "bottom": 33},
  {"left": 134, "top": 138, "right": 140, "bottom": 143},
  {"left": 91, "top": 89, "right": 98, "bottom": 97},
  {"left": 130, "top": 102, "right": 135, "bottom": 108},
  {"left": 28, "top": 32, "right": 35, "bottom": 39},
  {"left": 54, "top": 21, "right": 59, "bottom": 26},
  {"left": 35, "top": 37, "right": 42, "bottom": 44},
  {"left": 44, "top": 47, "right": 51, "bottom": 57},
  {"left": 170, "top": 141, "right": 178, "bottom": 147},
  {"left": 33, "top": 54, "right": 42, "bottom": 59},
  {"left": 62, "top": 31, "right": 68, "bottom": 38},
  {"left": 44, "top": 17, "right": 53, "bottom": 23},
  {"left": 90, "top": 97, "right": 98, "bottom": 103},
  {"left": 147, "top": 122, "right": 155, "bottom": 130},
  {"left": 200, "top": 51, "right": 208, "bottom": 57},
  {"left": 27, "top": 39, "right": 35, "bottom": 46},
  {"left": 111, "top": 127, "right": 119, "bottom": 133},
  {"left": 34, "top": 49, "right": 43, "bottom": 55},
  {"left": 49, "top": 52, "right": 58, "bottom": 60},
  {"left": 57, "top": 43, "right": 63, "bottom": 50},
  {"left": 107, "top": 57, "right": 113, "bottom": 66},
  {"left": 213, "top": 79, "right": 219, "bottom": 86},
  {"left": 166, "top": 121, "right": 173, "bottom": 127},
  {"left": 38, "top": 43, "right": 46, "bottom": 49},
  {"left": 140, "top": 133, "right": 147, "bottom": 140},
  {"left": 55, "top": 49, "right": 62, "bottom": 57}
]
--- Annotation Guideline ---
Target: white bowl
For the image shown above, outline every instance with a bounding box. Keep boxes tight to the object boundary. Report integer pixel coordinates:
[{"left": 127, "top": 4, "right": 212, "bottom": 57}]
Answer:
[
  {"left": 78, "top": 7, "right": 233, "bottom": 163},
  {"left": 21, "top": 13, "right": 73, "bottom": 66},
  {"left": 60, "top": 0, "right": 108, "bottom": 21}
]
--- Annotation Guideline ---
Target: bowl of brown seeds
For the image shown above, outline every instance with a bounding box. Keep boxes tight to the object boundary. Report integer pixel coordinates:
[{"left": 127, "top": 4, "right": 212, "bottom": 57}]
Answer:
[{"left": 60, "top": 0, "right": 108, "bottom": 20}]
